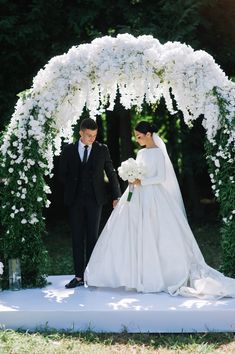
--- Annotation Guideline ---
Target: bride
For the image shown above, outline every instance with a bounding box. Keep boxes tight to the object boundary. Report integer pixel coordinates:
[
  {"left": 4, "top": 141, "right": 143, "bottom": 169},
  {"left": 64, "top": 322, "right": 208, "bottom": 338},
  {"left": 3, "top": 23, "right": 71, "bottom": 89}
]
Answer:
[{"left": 84, "top": 121, "right": 235, "bottom": 299}]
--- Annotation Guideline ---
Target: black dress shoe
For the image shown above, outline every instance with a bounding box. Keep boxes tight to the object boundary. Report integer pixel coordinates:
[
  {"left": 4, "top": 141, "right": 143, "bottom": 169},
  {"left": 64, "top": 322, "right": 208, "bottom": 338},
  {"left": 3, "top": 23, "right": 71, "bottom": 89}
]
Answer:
[{"left": 65, "top": 277, "right": 84, "bottom": 288}]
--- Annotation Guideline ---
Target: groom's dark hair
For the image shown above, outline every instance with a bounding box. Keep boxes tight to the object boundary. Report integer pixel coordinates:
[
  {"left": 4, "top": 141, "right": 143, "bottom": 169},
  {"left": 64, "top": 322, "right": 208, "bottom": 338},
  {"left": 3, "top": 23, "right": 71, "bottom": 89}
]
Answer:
[{"left": 80, "top": 118, "right": 98, "bottom": 131}]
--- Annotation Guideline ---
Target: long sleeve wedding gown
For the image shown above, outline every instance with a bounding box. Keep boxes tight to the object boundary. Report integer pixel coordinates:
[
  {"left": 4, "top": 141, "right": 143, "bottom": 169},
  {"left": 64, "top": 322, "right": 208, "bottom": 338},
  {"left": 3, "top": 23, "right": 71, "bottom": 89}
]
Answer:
[{"left": 85, "top": 147, "right": 235, "bottom": 299}]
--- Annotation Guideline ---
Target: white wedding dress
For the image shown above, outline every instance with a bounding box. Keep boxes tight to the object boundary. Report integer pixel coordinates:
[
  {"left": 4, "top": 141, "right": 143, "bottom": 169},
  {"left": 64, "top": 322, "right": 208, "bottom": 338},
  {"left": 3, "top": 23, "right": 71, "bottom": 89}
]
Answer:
[{"left": 85, "top": 146, "right": 235, "bottom": 299}]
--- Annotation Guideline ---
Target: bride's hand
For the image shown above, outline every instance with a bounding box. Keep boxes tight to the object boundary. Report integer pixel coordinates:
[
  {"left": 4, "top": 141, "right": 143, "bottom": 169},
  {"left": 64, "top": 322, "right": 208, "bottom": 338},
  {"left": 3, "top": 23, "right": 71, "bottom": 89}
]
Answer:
[{"left": 133, "top": 179, "right": 141, "bottom": 186}]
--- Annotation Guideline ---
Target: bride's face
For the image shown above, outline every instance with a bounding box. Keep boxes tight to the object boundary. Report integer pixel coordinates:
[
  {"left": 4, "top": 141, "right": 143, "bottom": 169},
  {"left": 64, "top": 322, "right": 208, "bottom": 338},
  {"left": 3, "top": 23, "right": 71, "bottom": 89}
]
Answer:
[{"left": 134, "top": 130, "right": 149, "bottom": 146}]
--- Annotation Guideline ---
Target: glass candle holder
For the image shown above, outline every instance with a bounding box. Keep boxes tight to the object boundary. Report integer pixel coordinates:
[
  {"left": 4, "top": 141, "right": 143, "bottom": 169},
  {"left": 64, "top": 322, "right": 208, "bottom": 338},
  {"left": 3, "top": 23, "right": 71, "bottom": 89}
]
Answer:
[
  {"left": 8, "top": 258, "right": 22, "bottom": 290},
  {"left": 0, "top": 262, "right": 3, "bottom": 291}
]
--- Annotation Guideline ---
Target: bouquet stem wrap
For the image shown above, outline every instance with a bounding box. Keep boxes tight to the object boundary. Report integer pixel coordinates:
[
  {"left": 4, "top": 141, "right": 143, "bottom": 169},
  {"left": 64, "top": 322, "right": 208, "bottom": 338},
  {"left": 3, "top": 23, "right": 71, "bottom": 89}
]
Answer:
[{"left": 127, "top": 183, "right": 134, "bottom": 202}]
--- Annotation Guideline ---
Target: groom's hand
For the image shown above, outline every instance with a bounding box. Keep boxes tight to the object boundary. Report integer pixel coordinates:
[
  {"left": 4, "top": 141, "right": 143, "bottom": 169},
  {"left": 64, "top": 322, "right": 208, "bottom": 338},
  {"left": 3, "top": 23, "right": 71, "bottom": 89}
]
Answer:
[{"left": 113, "top": 199, "right": 119, "bottom": 208}]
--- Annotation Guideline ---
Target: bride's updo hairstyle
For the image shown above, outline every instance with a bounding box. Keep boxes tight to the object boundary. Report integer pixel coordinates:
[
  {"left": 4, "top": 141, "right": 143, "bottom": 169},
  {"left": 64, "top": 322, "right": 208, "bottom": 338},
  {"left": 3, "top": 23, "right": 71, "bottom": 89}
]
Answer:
[{"left": 135, "top": 121, "right": 157, "bottom": 135}]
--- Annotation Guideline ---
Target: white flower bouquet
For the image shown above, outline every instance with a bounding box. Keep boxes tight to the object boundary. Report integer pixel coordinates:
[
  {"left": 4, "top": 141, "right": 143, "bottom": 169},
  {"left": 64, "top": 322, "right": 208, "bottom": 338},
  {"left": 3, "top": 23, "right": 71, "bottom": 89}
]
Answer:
[{"left": 118, "top": 158, "right": 145, "bottom": 201}]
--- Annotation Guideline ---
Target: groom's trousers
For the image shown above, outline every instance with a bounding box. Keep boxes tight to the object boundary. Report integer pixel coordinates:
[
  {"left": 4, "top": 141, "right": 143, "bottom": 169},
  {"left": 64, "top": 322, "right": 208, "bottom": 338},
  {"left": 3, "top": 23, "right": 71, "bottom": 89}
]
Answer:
[{"left": 68, "top": 194, "right": 102, "bottom": 278}]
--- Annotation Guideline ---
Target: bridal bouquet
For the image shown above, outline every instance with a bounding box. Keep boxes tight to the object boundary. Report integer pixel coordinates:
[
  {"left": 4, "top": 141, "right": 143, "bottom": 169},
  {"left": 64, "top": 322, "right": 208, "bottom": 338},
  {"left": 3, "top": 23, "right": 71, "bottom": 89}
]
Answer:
[{"left": 118, "top": 158, "right": 145, "bottom": 201}]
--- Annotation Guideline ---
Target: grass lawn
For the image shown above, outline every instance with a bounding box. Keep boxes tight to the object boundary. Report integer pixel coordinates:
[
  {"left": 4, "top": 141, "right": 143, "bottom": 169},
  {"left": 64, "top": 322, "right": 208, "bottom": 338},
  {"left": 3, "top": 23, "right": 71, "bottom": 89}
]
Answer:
[
  {"left": 0, "top": 330, "right": 235, "bottom": 353},
  {"left": 1, "top": 218, "right": 234, "bottom": 353}
]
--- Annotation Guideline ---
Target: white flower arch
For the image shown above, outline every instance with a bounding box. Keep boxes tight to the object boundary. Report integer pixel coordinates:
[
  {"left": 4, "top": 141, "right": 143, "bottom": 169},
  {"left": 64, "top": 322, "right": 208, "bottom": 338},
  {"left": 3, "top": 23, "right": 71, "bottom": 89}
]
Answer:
[{"left": 0, "top": 34, "right": 234, "bottom": 286}]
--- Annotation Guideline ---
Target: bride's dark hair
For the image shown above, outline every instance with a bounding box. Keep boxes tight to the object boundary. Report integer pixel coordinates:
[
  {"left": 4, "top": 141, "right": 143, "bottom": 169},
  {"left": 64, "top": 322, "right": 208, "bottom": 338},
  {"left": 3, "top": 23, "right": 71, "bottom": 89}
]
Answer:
[{"left": 135, "top": 121, "right": 157, "bottom": 135}]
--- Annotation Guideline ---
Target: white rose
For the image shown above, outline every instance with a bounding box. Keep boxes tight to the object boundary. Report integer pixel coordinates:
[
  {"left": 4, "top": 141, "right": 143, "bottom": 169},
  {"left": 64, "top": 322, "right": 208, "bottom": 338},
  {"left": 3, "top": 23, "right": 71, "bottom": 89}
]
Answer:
[{"left": 21, "top": 219, "right": 27, "bottom": 224}]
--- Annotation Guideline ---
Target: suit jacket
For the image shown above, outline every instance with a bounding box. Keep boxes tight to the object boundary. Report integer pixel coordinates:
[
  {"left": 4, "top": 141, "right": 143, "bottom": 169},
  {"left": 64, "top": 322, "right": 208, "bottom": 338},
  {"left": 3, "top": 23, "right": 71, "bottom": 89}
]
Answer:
[{"left": 59, "top": 140, "right": 121, "bottom": 206}]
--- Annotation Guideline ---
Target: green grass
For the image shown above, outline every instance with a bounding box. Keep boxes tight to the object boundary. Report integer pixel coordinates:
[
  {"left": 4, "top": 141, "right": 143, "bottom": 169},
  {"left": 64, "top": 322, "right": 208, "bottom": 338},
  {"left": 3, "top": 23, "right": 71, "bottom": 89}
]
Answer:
[
  {"left": 44, "top": 220, "right": 74, "bottom": 275},
  {"left": 0, "top": 330, "right": 235, "bottom": 354}
]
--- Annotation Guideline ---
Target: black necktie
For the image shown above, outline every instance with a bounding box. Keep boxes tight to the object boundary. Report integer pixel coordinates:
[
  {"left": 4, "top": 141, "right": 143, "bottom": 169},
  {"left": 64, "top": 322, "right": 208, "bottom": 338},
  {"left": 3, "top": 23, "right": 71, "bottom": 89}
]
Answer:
[{"left": 82, "top": 145, "right": 88, "bottom": 164}]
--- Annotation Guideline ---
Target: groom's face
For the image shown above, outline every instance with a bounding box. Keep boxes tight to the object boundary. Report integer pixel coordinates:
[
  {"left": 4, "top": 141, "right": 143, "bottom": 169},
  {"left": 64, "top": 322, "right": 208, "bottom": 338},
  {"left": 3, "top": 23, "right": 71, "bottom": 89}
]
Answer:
[{"left": 80, "top": 129, "right": 97, "bottom": 146}]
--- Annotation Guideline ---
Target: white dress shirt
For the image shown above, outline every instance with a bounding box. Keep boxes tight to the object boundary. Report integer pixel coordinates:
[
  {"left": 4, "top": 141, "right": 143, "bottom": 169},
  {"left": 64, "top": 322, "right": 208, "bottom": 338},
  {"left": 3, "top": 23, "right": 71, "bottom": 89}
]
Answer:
[{"left": 78, "top": 140, "right": 92, "bottom": 162}]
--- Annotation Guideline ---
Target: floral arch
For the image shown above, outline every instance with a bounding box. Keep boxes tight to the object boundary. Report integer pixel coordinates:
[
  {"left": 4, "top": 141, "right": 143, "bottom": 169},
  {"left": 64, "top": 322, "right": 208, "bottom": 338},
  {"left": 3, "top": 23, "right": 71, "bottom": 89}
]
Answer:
[{"left": 0, "top": 34, "right": 234, "bottom": 287}]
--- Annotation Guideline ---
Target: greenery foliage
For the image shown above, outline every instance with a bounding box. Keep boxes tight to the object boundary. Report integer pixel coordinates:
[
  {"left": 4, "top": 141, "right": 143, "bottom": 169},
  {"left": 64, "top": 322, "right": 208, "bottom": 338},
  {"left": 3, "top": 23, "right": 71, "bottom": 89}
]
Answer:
[
  {"left": 0, "top": 94, "right": 53, "bottom": 287},
  {"left": 205, "top": 89, "right": 235, "bottom": 276}
]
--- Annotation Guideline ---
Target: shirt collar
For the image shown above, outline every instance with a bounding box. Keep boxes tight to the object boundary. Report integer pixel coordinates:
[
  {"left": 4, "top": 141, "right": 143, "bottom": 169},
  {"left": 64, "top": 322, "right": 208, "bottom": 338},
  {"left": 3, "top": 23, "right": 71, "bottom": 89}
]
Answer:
[{"left": 79, "top": 139, "right": 92, "bottom": 148}]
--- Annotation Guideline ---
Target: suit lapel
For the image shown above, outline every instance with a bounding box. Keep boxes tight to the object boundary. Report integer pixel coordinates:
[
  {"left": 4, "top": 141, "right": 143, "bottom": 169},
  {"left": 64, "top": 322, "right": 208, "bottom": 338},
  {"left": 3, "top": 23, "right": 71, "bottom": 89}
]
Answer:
[
  {"left": 90, "top": 142, "right": 100, "bottom": 172},
  {"left": 73, "top": 141, "right": 81, "bottom": 165}
]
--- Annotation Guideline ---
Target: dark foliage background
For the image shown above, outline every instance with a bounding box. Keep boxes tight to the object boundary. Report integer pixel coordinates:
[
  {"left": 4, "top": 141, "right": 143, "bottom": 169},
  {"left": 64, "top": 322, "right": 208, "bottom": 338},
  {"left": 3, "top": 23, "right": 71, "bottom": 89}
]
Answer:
[{"left": 1, "top": 0, "right": 234, "bottom": 224}]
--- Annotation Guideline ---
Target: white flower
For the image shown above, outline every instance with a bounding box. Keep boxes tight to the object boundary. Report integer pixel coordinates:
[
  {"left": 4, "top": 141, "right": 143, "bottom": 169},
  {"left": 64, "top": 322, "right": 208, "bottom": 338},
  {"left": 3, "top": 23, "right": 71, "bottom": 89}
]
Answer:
[
  {"left": 37, "top": 197, "right": 43, "bottom": 202},
  {"left": 27, "top": 159, "right": 35, "bottom": 166},
  {"left": 45, "top": 200, "right": 51, "bottom": 208},
  {"left": 43, "top": 185, "right": 51, "bottom": 194},
  {"left": 8, "top": 168, "right": 14, "bottom": 173},
  {"left": 214, "top": 159, "right": 220, "bottom": 168},
  {"left": 10, "top": 213, "right": 15, "bottom": 218},
  {"left": 21, "top": 219, "right": 27, "bottom": 224},
  {"left": 118, "top": 158, "right": 146, "bottom": 183},
  {"left": 29, "top": 213, "right": 39, "bottom": 224}
]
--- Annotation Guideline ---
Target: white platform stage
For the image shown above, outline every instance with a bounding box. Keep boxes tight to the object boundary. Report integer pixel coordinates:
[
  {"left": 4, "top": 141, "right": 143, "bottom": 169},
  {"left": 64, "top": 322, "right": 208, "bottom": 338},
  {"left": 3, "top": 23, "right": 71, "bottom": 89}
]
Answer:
[{"left": 1, "top": 275, "right": 235, "bottom": 333}]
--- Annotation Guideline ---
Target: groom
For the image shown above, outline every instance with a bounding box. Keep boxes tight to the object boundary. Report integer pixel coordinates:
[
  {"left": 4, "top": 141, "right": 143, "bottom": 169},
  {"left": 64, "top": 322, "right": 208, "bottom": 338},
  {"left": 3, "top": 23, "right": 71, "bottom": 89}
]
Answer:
[{"left": 59, "top": 118, "right": 121, "bottom": 288}]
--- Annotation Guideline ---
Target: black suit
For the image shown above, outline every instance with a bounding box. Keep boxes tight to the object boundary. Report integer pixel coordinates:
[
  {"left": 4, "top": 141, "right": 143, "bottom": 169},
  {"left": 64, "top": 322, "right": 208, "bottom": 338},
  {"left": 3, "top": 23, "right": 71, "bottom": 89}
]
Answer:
[{"left": 59, "top": 140, "right": 121, "bottom": 278}]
